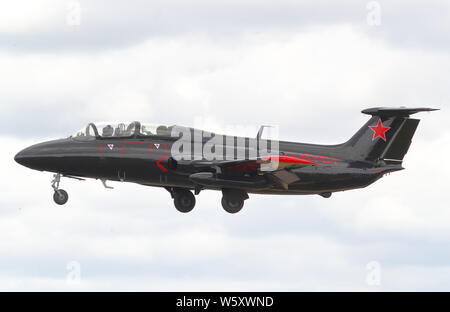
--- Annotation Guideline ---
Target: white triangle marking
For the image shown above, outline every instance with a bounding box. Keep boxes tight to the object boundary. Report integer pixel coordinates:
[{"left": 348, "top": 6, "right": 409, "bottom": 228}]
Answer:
[
  {"left": 107, "top": 144, "right": 114, "bottom": 150},
  {"left": 154, "top": 144, "right": 160, "bottom": 149}
]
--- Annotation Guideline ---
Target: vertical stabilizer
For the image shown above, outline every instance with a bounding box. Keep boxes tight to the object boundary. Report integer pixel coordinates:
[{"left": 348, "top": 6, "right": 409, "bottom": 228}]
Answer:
[{"left": 341, "top": 107, "right": 437, "bottom": 162}]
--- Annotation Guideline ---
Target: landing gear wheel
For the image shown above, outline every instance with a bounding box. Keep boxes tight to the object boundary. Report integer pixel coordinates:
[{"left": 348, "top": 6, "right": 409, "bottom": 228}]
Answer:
[
  {"left": 319, "top": 192, "right": 332, "bottom": 198},
  {"left": 221, "top": 196, "right": 244, "bottom": 214},
  {"left": 173, "top": 189, "right": 196, "bottom": 213},
  {"left": 53, "top": 189, "right": 69, "bottom": 205}
]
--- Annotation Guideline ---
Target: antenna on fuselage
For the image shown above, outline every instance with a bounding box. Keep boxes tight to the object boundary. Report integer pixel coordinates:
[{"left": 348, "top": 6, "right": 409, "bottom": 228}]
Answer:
[{"left": 256, "top": 125, "right": 272, "bottom": 140}]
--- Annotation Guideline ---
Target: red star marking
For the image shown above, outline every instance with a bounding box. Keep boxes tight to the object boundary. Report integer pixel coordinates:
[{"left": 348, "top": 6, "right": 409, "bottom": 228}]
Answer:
[{"left": 369, "top": 119, "right": 390, "bottom": 141}]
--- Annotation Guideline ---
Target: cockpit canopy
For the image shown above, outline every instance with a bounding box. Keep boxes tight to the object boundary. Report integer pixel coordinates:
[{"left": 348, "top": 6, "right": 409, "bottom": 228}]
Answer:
[{"left": 72, "top": 122, "right": 175, "bottom": 141}]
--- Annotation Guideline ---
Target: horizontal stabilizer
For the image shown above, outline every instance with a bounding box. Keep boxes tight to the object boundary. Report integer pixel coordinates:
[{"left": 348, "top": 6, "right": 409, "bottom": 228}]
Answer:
[{"left": 362, "top": 107, "right": 439, "bottom": 117}]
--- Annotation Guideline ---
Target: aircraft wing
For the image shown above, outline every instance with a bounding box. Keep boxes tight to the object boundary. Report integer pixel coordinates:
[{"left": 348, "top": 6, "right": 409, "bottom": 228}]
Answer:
[
  {"left": 180, "top": 156, "right": 315, "bottom": 190},
  {"left": 178, "top": 155, "right": 314, "bottom": 172}
]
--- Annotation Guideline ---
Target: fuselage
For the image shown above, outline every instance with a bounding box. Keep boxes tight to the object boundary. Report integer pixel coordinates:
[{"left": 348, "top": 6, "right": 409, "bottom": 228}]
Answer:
[{"left": 14, "top": 131, "right": 398, "bottom": 195}]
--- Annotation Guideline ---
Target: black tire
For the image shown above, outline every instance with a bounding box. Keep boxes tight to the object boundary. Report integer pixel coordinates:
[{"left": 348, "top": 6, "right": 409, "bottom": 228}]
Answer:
[
  {"left": 53, "top": 189, "right": 69, "bottom": 205},
  {"left": 319, "top": 192, "right": 332, "bottom": 198},
  {"left": 221, "top": 196, "right": 244, "bottom": 214},
  {"left": 173, "top": 189, "right": 196, "bottom": 213}
]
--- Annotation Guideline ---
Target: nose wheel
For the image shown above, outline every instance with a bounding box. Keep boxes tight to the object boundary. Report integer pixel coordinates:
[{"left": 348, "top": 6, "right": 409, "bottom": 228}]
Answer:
[
  {"left": 53, "top": 189, "right": 69, "bottom": 205},
  {"left": 51, "top": 173, "right": 69, "bottom": 205}
]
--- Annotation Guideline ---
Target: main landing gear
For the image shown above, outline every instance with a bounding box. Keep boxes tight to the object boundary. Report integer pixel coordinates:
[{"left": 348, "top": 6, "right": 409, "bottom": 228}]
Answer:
[
  {"left": 166, "top": 187, "right": 248, "bottom": 214},
  {"left": 221, "top": 197, "right": 244, "bottom": 214},
  {"left": 51, "top": 173, "right": 69, "bottom": 205},
  {"left": 221, "top": 189, "right": 248, "bottom": 214},
  {"left": 168, "top": 188, "right": 196, "bottom": 213}
]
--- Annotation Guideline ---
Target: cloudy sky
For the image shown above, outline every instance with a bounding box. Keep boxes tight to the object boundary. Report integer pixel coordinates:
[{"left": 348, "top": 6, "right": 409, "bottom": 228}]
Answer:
[{"left": 1, "top": 0, "right": 449, "bottom": 291}]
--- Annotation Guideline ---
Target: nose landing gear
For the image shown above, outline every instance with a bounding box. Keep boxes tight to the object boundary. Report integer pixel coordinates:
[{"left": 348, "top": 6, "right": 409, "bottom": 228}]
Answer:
[{"left": 51, "top": 173, "right": 68, "bottom": 205}]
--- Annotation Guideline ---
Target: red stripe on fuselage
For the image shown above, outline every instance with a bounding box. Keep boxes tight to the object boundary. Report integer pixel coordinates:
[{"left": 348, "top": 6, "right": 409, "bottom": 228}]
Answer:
[
  {"left": 282, "top": 152, "right": 337, "bottom": 165},
  {"left": 264, "top": 155, "right": 315, "bottom": 165}
]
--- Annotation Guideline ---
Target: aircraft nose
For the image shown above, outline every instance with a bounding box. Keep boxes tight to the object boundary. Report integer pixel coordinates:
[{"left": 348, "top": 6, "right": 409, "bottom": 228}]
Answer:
[
  {"left": 14, "top": 146, "right": 35, "bottom": 167},
  {"left": 14, "top": 139, "right": 68, "bottom": 170}
]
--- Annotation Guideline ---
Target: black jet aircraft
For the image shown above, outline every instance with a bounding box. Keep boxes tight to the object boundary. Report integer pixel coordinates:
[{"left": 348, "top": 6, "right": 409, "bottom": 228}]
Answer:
[{"left": 15, "top": 107, "right": 437, "bottom": 213}]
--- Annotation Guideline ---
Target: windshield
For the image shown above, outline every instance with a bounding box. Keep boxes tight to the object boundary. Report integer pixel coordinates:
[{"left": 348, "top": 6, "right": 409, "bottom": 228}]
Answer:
[{"left": 72, "top": 124, "right": 97, "bottom": 141}]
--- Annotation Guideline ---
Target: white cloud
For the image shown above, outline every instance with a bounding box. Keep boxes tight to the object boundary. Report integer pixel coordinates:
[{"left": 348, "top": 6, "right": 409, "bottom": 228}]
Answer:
[
  {"left": 1, "top": 0, "right": 449, "bottom": 52},
  {"left": 1, "top": 25, "right": 449, "bottom": 141},
  {"left": 0, "top": 0, "right": 62, "bottom": 33}
]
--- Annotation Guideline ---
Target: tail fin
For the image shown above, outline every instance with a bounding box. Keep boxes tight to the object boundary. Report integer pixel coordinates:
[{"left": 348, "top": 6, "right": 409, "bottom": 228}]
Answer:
[{"left": 341, "top": 107, "right": 438, "bottom": 163}]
